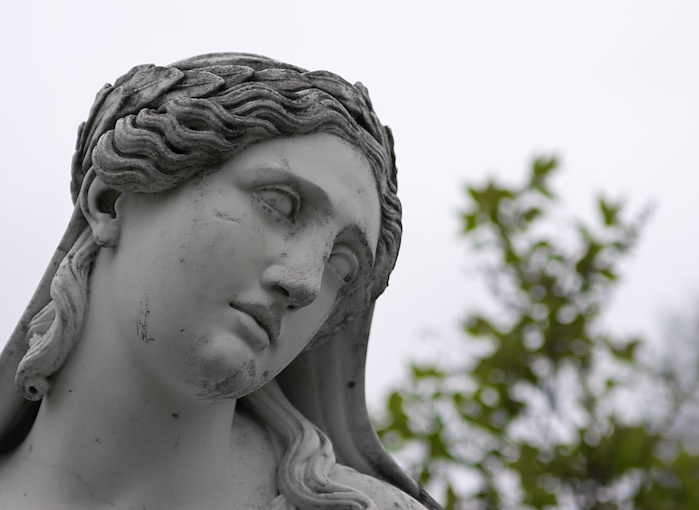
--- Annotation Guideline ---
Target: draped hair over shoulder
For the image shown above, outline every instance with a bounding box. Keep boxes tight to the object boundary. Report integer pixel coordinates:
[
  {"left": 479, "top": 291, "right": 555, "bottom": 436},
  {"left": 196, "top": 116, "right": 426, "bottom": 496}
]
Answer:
[{"left": 0, "top": 53, "right": 441, "bottom": 510}]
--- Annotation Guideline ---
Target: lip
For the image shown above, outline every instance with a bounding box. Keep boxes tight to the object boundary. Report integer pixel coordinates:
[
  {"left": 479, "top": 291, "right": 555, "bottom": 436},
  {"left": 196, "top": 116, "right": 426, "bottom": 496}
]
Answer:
[{"left": 230, "top": 302, "right": 281, "bottom": 347}]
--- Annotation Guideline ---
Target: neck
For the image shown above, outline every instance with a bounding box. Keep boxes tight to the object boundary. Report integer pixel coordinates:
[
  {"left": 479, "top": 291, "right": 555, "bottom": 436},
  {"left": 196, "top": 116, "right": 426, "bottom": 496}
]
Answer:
[{"left": 7, "top": 307, "right": 279, "bottom": 509}]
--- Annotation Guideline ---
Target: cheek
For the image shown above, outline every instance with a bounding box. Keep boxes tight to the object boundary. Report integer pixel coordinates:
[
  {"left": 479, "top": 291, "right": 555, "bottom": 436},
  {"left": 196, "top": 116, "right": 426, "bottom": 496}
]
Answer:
[{"left": 107, "top": 222, "right": 212, "bottom": 343}]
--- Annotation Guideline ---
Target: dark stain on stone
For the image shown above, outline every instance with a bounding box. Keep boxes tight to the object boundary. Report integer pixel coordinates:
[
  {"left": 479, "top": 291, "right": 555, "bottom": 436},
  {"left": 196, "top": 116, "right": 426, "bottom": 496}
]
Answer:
[
  {"left": 199, "top": 359, "right": 257, "bottom": 400},
  {"left": 347, "top": 381, "right": 356, "bottom": 389},
  {"left": 172, "top": 413, "right": 180, "bottom": 419},
  {"left": 136, "top": 298, "right": 155, "bottom": 343}
]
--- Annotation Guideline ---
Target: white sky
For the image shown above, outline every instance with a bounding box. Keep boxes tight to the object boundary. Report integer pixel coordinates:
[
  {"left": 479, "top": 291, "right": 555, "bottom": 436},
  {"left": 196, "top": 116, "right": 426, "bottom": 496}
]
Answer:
[{"left": 1, "top": 1, "right": 698, "bottom": 412}]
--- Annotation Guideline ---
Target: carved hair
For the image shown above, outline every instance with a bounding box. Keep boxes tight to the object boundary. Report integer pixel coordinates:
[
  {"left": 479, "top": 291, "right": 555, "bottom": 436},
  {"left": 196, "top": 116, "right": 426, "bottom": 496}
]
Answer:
[
  {"left": 243, "top": 381, "right": 377, "bottom": 510},
  {"left": 16, "top": 231, "right": 98, "bottom": 399},
  {"left": 14, "top": 54, "right": 402, "bottom": 510}
]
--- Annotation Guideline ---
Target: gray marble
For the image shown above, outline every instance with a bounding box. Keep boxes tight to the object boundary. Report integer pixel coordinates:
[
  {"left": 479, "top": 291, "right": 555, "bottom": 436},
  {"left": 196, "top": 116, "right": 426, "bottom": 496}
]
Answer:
[{"left": 0, "top": 53, "right": 440, "bottom": 510}]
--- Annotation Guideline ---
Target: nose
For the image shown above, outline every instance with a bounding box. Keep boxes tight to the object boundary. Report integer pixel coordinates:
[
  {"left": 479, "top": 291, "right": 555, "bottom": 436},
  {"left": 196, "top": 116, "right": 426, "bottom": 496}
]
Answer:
[{"left": 261, "top": 252, "right": 325, "bottom": 310}]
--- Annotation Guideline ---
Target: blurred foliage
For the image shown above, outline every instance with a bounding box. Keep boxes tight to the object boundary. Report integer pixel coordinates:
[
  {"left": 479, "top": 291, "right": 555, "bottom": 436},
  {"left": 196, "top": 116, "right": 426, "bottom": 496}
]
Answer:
[{"left": 377, "top": 157, "right": 699, "bottom": 509}]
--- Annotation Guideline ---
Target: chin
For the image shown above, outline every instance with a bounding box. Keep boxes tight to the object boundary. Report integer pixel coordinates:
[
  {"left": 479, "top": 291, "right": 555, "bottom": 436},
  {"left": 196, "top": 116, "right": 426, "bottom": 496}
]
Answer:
[
  {"left": 183, "top": 336, "right": 269, "bottom": 402},
  {"left": 193, "top": 363, "right": 263, "bottom": 402}
]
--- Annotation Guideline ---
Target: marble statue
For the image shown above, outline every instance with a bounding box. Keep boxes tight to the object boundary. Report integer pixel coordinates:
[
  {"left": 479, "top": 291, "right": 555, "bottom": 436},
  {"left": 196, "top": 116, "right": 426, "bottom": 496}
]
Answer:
[{"left": 0, "top": 53, "right": 441, "bottom": 509}]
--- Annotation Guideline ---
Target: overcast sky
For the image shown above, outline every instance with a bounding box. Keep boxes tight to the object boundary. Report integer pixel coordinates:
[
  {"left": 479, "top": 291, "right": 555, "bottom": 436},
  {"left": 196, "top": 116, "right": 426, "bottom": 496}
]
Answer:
[{"left": 1, "top": 1, "right": 698, "bottom": 411}]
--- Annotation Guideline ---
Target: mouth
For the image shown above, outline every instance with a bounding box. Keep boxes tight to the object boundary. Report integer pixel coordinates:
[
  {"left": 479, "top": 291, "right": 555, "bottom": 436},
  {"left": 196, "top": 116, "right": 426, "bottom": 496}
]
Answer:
[{"left": 229, "top": 302, "right": 281, "bottom": 346}]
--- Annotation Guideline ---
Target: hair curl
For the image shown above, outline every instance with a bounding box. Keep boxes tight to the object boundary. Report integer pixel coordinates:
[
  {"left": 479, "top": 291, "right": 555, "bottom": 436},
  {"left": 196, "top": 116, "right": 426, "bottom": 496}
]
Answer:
[{"left": 243, "top": 380, "right": 378, "bottom": 510}]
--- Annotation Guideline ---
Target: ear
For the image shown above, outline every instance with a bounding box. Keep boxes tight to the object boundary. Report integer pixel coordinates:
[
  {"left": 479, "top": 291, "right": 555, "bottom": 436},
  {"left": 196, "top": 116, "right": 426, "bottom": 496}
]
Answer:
[{"left": 80, "top": 172, "right": 123, "bottom": 247}]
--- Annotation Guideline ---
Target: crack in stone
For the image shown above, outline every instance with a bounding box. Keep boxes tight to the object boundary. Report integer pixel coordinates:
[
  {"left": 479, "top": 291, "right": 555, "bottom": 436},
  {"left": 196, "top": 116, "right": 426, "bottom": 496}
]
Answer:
[{"left": 213, "top": 210, "right": 242, "bottom": 224}]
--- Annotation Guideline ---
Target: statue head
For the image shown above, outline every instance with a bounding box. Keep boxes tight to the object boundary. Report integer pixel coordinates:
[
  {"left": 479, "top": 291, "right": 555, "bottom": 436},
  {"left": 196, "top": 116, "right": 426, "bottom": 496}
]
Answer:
[
  {"left": 13, "top": 52, "right": 401, "bottom": 399},
  {"left": 0, "top": 53, "right": 439, "bottom": 509}
]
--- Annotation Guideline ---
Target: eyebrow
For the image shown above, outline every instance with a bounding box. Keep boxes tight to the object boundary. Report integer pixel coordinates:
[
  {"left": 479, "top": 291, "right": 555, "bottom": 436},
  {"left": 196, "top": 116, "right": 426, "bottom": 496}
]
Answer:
[
  {"left": 250, "top": 166, "right": 376, "bottom": 269},
  {"left": 338, "top": 224, "right": 376, "bottom": 270}
]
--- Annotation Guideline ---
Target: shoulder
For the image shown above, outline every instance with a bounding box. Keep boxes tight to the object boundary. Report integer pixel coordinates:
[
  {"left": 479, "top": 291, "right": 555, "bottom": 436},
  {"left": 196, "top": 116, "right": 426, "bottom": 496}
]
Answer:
[{"left": 330, "top": 464, "right": 430, "bottom": 510}]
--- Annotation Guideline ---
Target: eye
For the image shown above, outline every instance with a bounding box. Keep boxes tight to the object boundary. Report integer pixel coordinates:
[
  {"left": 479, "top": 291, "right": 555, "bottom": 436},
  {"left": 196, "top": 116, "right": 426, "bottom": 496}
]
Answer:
[
  {"left": 255, "top": 186, "right": 300, "bottom": 222},
  {"left": 326, "top": 245, "right": 359, "bottom": 283}
]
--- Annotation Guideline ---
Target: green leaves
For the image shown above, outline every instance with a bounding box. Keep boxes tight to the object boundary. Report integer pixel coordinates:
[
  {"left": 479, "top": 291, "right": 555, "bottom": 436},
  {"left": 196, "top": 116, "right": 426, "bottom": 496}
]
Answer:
[
  {"left": 530, "top": 156, "right": 558, "bottom": 197},
  {"left": 468, "top": 181, "right": 513, "bottom": 220},
  {"left": 385, "top": 391, "right": 411, "bottom": 439},
  {"left": 598, "top": 197, "right": 622, "bottom": 226},
  {"left": 377, "top": 155, "right": 697, "bottom": 509}
]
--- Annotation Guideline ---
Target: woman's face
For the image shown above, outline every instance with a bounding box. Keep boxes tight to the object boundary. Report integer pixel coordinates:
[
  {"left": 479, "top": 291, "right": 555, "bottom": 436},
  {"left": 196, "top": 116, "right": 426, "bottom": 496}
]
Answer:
[{"left": 91, "top": 133, "right": 381, "bottom": 401}]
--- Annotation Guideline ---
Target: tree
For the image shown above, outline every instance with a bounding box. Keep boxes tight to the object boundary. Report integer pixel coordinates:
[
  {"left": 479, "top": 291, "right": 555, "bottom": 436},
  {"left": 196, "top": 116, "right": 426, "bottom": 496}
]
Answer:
[{"left": 377, "top": 157, "right": 699, "bottom": 509}]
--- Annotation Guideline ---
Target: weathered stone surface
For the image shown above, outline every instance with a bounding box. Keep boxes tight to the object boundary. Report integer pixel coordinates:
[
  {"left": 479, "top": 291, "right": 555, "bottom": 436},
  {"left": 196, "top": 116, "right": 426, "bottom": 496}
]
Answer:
[{"left": 0, "top": 53, "right": 440, "bottom": 509}]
